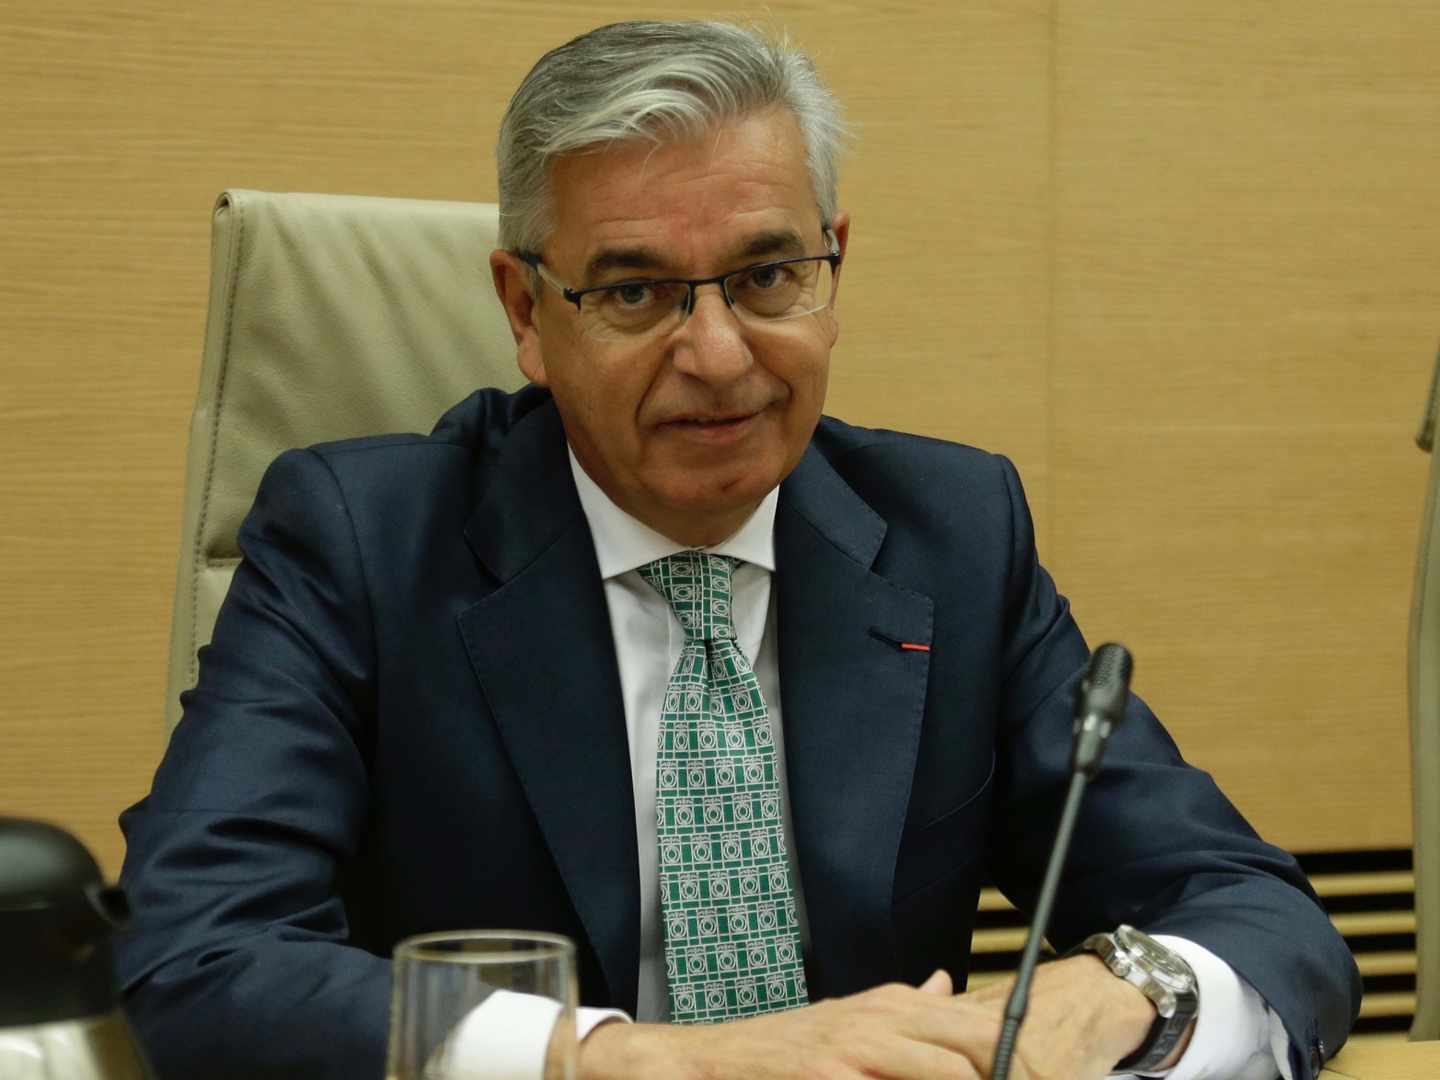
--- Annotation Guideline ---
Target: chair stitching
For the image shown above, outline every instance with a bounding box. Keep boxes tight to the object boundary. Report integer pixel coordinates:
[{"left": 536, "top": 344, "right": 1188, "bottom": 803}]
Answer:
[{"left": 188, "top": 195, "right": 247, "bottom": 690}]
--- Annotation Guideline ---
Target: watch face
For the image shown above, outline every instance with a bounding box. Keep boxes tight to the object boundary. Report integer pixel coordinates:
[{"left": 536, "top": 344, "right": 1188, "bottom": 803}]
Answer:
[{"left": 1117, "top": 926, "right": 1193, "bottom": 988}]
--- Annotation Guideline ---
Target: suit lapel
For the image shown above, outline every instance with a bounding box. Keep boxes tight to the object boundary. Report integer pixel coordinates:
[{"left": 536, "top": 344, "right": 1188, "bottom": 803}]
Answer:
[
  {"left": 457, "top": 403, "right": 640, "bottom": 1013},
  {"left": 776, "top": 446, "right": 934, "bottom": 998}
]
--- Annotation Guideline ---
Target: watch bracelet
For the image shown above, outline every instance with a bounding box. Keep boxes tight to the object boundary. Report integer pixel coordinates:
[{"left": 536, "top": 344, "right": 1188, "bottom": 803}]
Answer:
[{"left": 1072, "top": 928, "right": 1198, "bottom": 1073}]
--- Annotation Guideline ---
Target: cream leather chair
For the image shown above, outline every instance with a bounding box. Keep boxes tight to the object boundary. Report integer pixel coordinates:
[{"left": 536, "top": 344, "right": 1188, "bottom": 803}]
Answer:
[
  {"left": 165, "top": 190, "right": 525, "bottom": 733},
  {"left": 1411, "top": 349, "right": 1440, "bottom": 1039}
]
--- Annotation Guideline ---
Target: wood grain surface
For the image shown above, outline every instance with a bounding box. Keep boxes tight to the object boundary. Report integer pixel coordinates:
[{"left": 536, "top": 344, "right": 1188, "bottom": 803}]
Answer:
[
  {"left": 1, "top": 1, "right": 1436, "bottom": 878},
  {"left": 1048, "top": 0, "right": 1440, "bottom": 848},
  {"left": 1324, "top": 1038, "right": 1440, "bottom": 1079}
]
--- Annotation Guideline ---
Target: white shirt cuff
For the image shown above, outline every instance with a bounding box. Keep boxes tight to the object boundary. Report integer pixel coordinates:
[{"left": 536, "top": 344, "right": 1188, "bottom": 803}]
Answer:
[
  {"left": 434, "top": 989, "right": 631, "bottom": 1079},
  {"left": 1110, "top": 935, "right": 1290, "bottom": 1080}
]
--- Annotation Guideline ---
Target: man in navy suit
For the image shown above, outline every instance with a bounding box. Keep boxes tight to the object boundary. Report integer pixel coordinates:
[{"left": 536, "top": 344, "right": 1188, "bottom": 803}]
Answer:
[{"left": 117, "top": 20, "right": 1359, "bottom": 1080}]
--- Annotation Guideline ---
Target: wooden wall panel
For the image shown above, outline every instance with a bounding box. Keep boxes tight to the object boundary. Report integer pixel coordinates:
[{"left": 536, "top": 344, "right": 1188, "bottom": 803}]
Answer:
[
  {"left": 3, "top": 0, "right": 1435, "bottom": 877},
  {"left": 816, "top": 1, "right": 1052, "bottom": 498},
  {"left": 0, "top": 2, "right": 1048, "bottom": 877},
  {"left": 1051, "top": 2, "right": 1440, "bottom": 849}
]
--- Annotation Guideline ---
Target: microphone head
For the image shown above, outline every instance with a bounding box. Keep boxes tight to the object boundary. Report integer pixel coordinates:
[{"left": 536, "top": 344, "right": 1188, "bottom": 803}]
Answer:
[{"left": 1078, "top": 642, "right": 1133, "bottom": 727}]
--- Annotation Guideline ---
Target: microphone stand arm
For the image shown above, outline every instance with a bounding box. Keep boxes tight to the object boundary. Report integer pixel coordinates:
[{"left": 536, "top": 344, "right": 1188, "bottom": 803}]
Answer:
[{"left": 990, "top": 768, "right": 1089, "bottom": 1080}]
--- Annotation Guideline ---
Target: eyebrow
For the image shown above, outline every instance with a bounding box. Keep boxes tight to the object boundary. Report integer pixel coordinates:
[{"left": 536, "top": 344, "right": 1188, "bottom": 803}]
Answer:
[
  {"left": 734, "top": 228, "right": 809, "bottom": 261},
  {"left": 583, "top": 228, "right": 813, "bottom": 282},
  {"left": 586, "top": 247, "right": 669, "bottom": 279}
]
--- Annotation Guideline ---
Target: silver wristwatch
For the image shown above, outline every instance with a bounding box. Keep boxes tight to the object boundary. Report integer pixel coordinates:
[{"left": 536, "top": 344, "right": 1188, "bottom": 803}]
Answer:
[{"left": 1079, "top": 925, "right": 1199, "bottom": 1072}]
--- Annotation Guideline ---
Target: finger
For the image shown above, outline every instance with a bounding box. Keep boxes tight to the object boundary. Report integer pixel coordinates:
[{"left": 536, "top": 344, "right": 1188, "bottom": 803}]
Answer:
[
  {"left": 812, "top": 988, "right": 1008, "bottom": 1077},
  {"left": 860, "top": 1035, "right": 985, "bottom": 1080},
  {"left": 887, "top": 993, "right": 1004, "bottom": 1062},
  {"left": 918, "top": 968, "right": 954, "bottom": 995}
]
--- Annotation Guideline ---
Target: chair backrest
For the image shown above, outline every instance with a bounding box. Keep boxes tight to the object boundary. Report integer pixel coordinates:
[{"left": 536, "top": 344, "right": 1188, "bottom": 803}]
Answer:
[
  {"left": 1410, "top": 348, "right": 1440, "bottom": 1038},
  {"left": 165, "top": 189, "right": 525, "bottom": 732}
]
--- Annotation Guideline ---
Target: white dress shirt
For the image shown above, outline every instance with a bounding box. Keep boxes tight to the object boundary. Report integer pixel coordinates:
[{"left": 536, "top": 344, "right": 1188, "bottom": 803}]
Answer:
[{"left": 444, "top": 450, "right": 1295, "bottom": 1079}]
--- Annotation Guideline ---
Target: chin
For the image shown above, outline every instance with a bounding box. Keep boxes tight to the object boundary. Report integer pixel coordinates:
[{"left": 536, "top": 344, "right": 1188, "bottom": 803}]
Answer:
[{"left": 682, "top": 463, "right": 783, "bottom": 504}]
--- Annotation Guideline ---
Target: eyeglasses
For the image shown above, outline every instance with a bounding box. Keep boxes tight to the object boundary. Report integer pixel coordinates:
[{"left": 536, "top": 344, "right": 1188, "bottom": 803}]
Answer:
[{"left": 516, "top": 233, "right": 841, "bottom": 342}]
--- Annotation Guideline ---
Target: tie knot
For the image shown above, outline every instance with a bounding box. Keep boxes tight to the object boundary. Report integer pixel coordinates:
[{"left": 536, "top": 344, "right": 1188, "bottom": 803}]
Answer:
[{"left": 639, "top": 552, "right": 738, "bottom": 642}]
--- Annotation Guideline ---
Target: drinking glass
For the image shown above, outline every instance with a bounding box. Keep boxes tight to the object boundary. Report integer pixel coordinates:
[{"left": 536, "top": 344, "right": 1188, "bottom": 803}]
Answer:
[{"left": 386, "top": 930, "right": 577, "bottom": 1080}]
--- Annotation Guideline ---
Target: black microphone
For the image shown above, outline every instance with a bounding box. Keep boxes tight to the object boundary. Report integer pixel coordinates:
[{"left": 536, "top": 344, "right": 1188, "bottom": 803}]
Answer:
[{"left": 990, "top": 643, "right": 1134, "bottom": 1080}]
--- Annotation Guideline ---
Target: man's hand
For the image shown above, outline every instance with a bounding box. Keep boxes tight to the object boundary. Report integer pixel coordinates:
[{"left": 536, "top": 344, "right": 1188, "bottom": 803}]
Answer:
[
  {"left": 964, "top": 953, "right": 1184, "bottom": 1077},
  {"left": 576, "top": 971, "right": 984, "bottom": 1080},
  {"left": 575, "top": 955, "right": 1171, "bottom": 1080}
]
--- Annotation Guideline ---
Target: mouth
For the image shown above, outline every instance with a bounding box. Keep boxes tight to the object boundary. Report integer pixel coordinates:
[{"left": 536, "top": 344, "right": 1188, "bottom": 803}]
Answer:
[
  {"left": 669, "top": 412, "right": 756, "bottom": 428},
  {"left": 657, "top": 409, "right": 766, "bottom": 444}
]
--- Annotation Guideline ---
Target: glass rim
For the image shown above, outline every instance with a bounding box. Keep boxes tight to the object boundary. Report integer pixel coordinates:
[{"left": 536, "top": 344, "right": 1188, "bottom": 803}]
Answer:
[
  {"left": 579, "top": 256, "right": 831, "bottom": 301},
  {"left": 518, "top": 241, "right": 840, "bottom": 343},
  {"left": 393, "top": 929, "right": 576, "bottom": 966}
]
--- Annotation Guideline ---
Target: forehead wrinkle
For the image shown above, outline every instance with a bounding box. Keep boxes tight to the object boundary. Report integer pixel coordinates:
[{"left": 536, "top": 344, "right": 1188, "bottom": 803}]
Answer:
[{"left": 573, "top": 211, "right": 690, "bottom": 279}]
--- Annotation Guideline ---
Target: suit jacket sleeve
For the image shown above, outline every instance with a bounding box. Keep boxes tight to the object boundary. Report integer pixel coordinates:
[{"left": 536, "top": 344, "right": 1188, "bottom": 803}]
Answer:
[
  {"left": 117, "top": 448, "right": 389, "bottom": 1079},
  {"left": 983, "top": 456, "right": 1360, "bottom": 1079}
]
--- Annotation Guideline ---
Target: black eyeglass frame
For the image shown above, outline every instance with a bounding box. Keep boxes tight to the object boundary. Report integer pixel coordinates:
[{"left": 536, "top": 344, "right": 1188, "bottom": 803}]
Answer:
[{"left": 515, "top": 232, "right": 842, "bottom": 316}]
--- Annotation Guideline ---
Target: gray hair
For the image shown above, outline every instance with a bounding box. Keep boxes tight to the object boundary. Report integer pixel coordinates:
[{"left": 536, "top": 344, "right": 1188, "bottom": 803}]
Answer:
[{"left": 496, "top": 20, "right": 847, "bottom": 253}]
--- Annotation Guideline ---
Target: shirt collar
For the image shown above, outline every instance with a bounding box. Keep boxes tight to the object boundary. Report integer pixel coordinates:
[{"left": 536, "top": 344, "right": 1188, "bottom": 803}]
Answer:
[{"left": 567, "top": 447, "right": 778, "bottom": 580}]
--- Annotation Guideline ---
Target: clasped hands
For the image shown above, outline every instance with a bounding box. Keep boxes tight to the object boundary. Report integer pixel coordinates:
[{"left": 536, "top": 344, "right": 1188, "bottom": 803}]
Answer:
[{"left": 573, "top": 953, "right": 1171, "bottom": 1080}]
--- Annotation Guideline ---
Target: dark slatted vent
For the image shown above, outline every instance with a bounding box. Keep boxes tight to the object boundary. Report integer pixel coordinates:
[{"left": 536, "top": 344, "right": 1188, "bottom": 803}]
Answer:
[
  {"left": 1299, "top": 848, "right": 1415, "bottom": 1041},
  {"left": 965, "top": 848, "right": 1416, "bottom": 1047}
]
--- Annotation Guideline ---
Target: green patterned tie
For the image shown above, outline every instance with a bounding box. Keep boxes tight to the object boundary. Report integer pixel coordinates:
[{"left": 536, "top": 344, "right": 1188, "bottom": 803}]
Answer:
[{"left": 638, "top": 552, "right": 809, "bottom": 1023}]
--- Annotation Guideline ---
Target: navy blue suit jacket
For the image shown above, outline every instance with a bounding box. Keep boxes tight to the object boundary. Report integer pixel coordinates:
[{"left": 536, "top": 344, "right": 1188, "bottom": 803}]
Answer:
[{"left": 118, "top": 386, "right": 1359, "bottom": 1078}]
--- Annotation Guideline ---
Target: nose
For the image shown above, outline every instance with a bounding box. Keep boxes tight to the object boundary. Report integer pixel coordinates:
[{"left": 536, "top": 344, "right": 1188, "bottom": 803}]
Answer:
[{"left": 670, "top": 282, "right": 753, "bottom": 383}]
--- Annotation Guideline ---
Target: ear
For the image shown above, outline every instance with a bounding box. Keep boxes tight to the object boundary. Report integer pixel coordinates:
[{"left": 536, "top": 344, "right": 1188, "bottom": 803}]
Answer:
[
  {"left": 826, "top": 210, "right": 852, "bottom": 347},
  {"left": 489, "top": 249, "right": 549, "bottom": 386},
  {"left": 829, "top": 210, "right": 851, "bottom": 285}
]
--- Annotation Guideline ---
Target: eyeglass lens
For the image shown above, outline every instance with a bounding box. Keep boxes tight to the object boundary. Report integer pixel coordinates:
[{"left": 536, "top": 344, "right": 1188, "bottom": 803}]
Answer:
[{"left": 580, "top": 258, "right": 835, "bottom": 340}]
